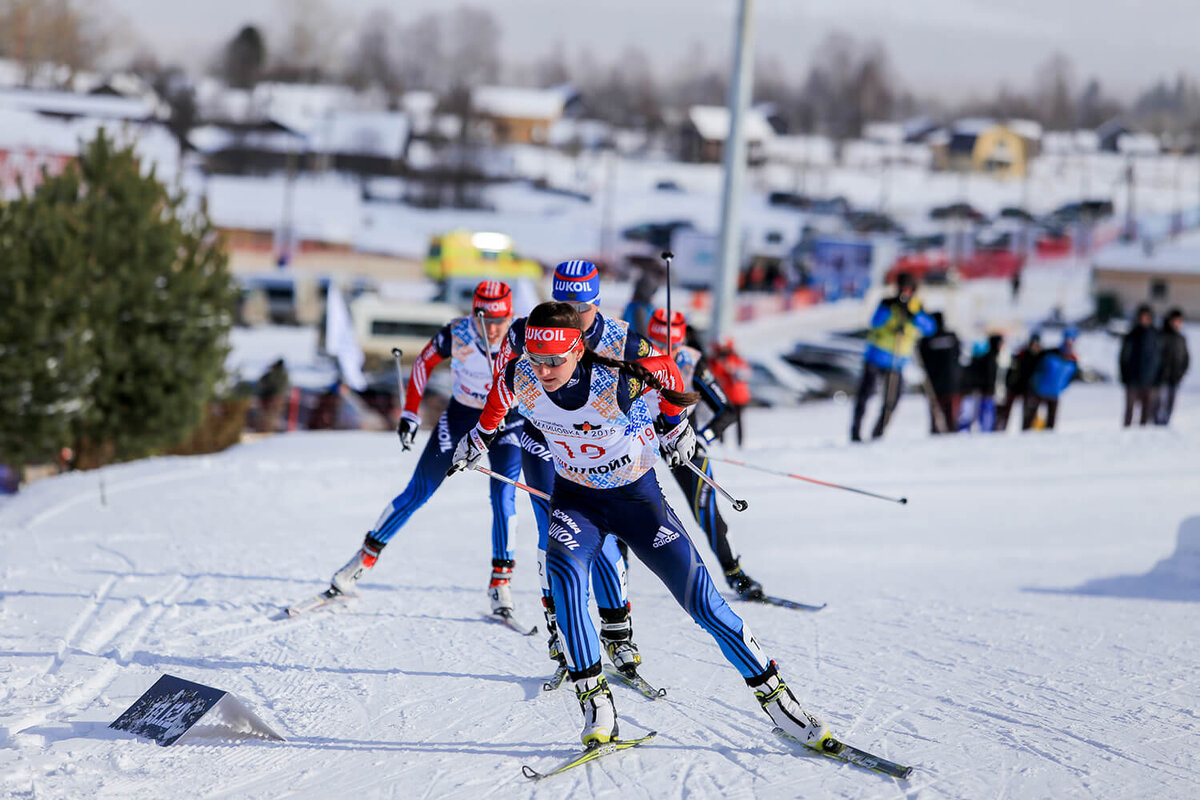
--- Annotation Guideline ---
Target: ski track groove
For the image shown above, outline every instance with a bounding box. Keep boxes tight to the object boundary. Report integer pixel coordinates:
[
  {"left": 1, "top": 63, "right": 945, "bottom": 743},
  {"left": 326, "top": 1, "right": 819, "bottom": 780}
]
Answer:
[{"left": 4, "top": 574, "right": 190, "bottom": 743}]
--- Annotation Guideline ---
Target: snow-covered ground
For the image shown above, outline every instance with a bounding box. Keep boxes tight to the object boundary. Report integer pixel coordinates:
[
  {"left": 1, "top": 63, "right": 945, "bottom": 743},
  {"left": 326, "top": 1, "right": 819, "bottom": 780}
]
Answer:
[{"left": 2, "top": 365, "right": 1199, "bottom": 798}]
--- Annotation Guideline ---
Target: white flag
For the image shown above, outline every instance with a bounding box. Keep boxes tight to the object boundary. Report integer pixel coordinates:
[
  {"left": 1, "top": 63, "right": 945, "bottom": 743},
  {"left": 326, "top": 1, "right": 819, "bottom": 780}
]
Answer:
[{"left": 325, "top": 282, "right": 367, "bottom": 391}]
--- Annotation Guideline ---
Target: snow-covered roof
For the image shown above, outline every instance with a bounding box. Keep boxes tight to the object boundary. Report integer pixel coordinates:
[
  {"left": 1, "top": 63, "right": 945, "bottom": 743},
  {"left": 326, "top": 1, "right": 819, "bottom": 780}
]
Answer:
[
  {"left": 308, "top": 111, "right": 410, "bottom": 157},
  {"left": 762, "top": 134, "right": 834, "bottom": 165},
  {"left": 471, "top": 85, "right": 574, "bottom": 120},
  {"left": 951, "top": 117, "right": 995, "bottom": 136},
  {"left": 1093, "top": 228, "right": 1200, "bottom": 274},
  {"left": 547, "top": 118, "right": 611, "bottom": 149},
  {"left": 1117, "top": 132, "right": 1161, "bottom": 155},
  {"left": 189, "top": 124, "right": 306, "bottom": 155},
  {"left": 0, "top": 107, "right": 81, "bottom": 154},
  {"left": 863, "top": 122, "right": 904, "bottom": 144},
  {"left": 1007, "top": 119, "right": 1043, "bottom": 141},
  {"left": 200, "top": 173, "right": 361, "bottom": 244},
  {"left": 687, "top": 105, "right": 773, "bottom": 143},
  {"left": 0, "top": 87, "right": 157, "bottom": 120},
  {"left": 1042, "top": 130, "right": 1100, "bottom": 154}
]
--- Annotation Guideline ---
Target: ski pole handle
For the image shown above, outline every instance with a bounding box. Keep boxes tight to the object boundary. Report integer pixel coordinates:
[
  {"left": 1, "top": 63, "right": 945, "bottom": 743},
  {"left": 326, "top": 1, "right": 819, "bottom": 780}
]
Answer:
[
  {"left": 710, "top": 456, "right": 908, "bottom": 505},
  {"left": 683, "top": 458, "right": 748, "bottom": 512},
  {"left": 392, "top": 348, "right": 411, "bottom": 451},
  {"left": 473, "top": 465, "right": 551, "bottom": 501}
]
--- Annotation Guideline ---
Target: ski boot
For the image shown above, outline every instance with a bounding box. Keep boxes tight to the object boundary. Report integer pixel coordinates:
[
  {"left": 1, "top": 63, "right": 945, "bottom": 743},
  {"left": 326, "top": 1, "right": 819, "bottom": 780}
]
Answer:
[
  {"left": 599, "top": 603, "right": 642, "bottom": 677},
  {"left": 542, "top": 596, "right": 568, "bottom": 667},
  {"left": 748, "top": 661, "right": 830, "bottom": 748},
  {"left": 488, "top": 558, "right": 515, "bottom": 616},
  {"left": 330, "top": 535, "right": 384, "bottom": 595},
  {"left": 724, "top": 560, "right": 764, "bottom": 600},
  {"left": 574, "top": 670, "right": 618, "bottom": 746}
]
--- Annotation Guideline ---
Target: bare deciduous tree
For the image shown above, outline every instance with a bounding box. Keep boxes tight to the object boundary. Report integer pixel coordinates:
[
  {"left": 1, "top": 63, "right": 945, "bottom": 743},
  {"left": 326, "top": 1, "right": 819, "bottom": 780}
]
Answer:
[
  {"left": 1034, "top": 52, "right": 1075, "bottom": 131},
  {"left": 270, "top": 0, "right": 344, "bottom": 83},
  {"left": 0, "top": 0, "right": 107, "bottom": 86},
  {"left": 345, "top": 9, "right": 401, "bottom": 103}
]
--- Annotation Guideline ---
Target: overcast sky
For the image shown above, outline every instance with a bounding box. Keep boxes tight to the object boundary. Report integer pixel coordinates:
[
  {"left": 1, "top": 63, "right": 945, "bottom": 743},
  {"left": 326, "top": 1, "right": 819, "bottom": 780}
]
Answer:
[{"left": 104, "top": 0, "right": 1199, "bottom": 102}]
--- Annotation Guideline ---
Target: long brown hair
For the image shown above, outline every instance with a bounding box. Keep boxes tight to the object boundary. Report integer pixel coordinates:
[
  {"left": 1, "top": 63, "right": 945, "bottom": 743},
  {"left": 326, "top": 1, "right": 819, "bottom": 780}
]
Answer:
[{"left": 527, "top": 302, "right": 699, "bottom": 407}]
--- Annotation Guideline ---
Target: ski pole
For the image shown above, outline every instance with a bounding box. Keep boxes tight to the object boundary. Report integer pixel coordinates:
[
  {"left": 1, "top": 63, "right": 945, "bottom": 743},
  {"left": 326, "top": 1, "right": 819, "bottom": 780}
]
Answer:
[
  {"left": 709, "top": 456, "right": 908, "bottom": 505},
  {"left": 391, "top": 348, "right": 410, "bottom": 451},
  {"left": 472, "top": 465, "right": 551, "bottom": 501},
  {"left": 662, "top": 250, "right": 674, "bottom": 345},
  {"left": 683, "top": 458, "right": 749, "bottom": 512}
]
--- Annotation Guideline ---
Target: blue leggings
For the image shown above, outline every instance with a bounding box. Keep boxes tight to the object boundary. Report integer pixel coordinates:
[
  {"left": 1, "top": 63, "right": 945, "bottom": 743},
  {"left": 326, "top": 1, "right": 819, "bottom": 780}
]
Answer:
[
  {"left": 520, "top": 425, "right": 628, "bottom": 609},
  {"left": 545, "top": 471, "right": 770, "bottom": 679},
  {"left": 372, "top": 399, "right": 520, "bottom": 562},
  {"left": 670, "top": 451, "right": 740, "bottom": 572}
]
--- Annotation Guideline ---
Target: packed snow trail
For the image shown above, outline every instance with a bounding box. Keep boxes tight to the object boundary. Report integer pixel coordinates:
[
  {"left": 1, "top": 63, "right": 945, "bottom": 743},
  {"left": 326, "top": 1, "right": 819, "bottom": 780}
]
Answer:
[{"left": 2, "top": 384, "right": 1200, "bottom": 798}]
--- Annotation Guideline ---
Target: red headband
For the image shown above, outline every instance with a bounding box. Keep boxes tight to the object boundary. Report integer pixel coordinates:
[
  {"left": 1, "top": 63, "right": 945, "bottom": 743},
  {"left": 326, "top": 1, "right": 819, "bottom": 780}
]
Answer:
[{"left": 525, "top": 325, "right": 582, "bottom": 356}]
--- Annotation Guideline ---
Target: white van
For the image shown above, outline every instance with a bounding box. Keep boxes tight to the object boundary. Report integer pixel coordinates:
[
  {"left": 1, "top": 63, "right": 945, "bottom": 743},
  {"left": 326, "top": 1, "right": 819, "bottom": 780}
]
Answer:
[{"left": 350, "top": 294, "right": 462, "bottom": 360}]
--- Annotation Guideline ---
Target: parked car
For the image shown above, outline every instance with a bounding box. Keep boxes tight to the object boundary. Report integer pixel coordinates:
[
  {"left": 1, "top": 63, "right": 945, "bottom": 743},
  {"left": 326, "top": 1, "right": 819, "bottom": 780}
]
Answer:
[
  {"left": 930, "top": 202, "right": 987, "bottom": 223},
  {"left": 745, "top": 355, "right": 828, "bottom": 406}
]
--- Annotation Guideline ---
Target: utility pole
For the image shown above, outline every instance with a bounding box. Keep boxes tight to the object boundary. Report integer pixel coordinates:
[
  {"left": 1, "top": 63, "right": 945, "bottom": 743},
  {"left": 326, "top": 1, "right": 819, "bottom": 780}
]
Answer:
[{"left": 710, "top": 0, "right": 756, "bottom": 346}]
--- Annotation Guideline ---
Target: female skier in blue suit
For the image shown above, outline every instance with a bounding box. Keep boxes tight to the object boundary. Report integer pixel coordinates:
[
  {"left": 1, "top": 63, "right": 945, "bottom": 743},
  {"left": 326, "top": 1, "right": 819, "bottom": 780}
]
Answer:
[{"left": 450, "top": 301, "right": 831, "bottom": 749}]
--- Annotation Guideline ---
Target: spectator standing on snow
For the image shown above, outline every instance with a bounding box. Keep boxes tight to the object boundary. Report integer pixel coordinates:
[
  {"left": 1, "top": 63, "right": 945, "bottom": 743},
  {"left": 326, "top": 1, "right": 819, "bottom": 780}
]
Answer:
[
  {"left": 997, "top": 333, "right": 1042, "bottom": 431},
  {"left": 1119, "top": 304, "right": 1161, "bottom": 427},
  {"left": 255, "top": 358, "right": 290, "bottom": 432},
  {"left": 1025, "top": 329, "right": 1078, "bottom": 431},
  {"left": 959, "top": 334, "right": 1003, "bottom": 432},
  {"left": 1155, "top": 308, "right": 1189, "bottom": 425},
  {"left": 916, "top": 312, "right": 962, "bottom": 434},
  {"left": 621, "top": 268, "right": 661, "bottom": 340},
  {"left": 851, "top": 272, "right": 935, "bottom": 442},
  {"left": 708, "top": 339, "right": 753, "bottom": 447}
]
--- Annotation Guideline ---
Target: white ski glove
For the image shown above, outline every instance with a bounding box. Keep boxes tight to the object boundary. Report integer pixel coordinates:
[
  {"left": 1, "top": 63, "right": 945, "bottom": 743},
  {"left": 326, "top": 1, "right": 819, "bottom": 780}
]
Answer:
[
  {"left": 656, "top": 417, "right": 697, "bottom": 467},
  {"left": 396, "top": 411, "right": 420, "bottom": 451},
  {"left": 448, "top": 425, "right": 496, "bottom": 475}
]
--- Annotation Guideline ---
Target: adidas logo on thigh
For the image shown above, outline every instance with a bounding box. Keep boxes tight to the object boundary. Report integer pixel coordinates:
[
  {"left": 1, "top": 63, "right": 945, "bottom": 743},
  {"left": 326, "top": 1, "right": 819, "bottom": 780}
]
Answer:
[{"left": 652, "top": 527, "right": 679, "bottom": 548}]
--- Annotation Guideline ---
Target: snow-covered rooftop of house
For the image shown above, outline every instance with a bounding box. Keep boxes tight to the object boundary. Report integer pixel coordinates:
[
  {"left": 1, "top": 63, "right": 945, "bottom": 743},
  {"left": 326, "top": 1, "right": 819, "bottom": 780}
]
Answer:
[
  {"left": 1093, "top": 228, "right": 1200, "bottom": 274},
  {"left": 762, "top": 134, "right": 834, "bottom": 165},
  {"left": 1117, "top": 132, "right": 1161, "bottom": 155},
  {"left": 188, "top": 124, "right": 306, "bottom": 155},
  {"left": 308, "top": 111, "right": 410, "bottom": 157},
  {"left": 0, "top": 107, "right": 82, "bottom": 154},
  {"left": 0, "top": 87, "right": 157, "bottom": 120},
  {"left": 863, "top": 122, "right": 904, "bottom": 144},
  {"left": 471, "top": 85, "right": 573, "bottom": 120},
  {"left": 687, "top": 105, "right": 774, "bottom": 143},
  {"left": 1042, "top": 130, "right": 1101, "bottom": 154},
  {"left": 196, "top": 173, "right": 361, "bottom": 244},
  {"left": 1007, "top": 118, "right": 1043, "bottom": 141}
]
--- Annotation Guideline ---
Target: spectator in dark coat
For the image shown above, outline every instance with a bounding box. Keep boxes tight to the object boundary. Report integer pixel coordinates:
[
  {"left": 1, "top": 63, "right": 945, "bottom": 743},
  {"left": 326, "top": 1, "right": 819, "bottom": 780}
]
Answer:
[
  {"left": 917, "top": 312, "right": 961, "bottom": 434},
  {"left": 997, "top": 333, "right": 1041, "bottom": 431},
  {"left": 1155, "top": 308, "right": 1189, "bottom": 425},
  {"left": 1119, "top": 304, "right": 1162, "bottom": 426}
]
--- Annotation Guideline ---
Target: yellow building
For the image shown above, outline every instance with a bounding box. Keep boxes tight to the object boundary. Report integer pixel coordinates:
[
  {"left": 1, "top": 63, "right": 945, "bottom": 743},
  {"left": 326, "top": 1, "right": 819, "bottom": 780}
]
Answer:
[{"left": 931, "top": 119, "right": 1042, "bottom": 177}]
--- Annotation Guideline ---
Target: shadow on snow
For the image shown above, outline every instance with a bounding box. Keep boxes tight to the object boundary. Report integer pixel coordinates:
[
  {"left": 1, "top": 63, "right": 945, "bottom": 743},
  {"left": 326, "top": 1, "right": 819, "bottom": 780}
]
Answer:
[{"left": 1026, "top": 515, "right": 1200, "bottom": 602}]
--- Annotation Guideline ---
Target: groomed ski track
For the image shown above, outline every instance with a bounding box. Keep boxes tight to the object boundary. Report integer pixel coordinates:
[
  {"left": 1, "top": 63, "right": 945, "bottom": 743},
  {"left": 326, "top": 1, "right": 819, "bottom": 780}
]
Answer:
[{"left": 2, "top": 383, "right": 1199, "bottom": 799}]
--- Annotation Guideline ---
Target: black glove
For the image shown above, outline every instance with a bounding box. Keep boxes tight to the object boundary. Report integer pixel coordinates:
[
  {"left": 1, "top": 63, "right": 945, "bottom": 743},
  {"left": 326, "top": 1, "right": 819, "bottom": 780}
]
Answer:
[{"left": 396, "top": 412, "right": 419, "bottom": 450}]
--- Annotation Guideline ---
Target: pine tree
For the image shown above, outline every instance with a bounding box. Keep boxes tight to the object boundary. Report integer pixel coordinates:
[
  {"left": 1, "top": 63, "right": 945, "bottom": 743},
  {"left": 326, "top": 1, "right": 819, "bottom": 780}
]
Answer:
[
  {"left": 0, "top": 129, "right": 237, "bottom": 473},
  {"left": 0, "top": 172, "right": 92, "bottom": 470}
]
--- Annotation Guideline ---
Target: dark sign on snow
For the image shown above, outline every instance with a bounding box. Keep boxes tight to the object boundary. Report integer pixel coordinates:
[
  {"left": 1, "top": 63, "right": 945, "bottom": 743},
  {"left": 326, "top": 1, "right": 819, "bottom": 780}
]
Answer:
[{"left": 109, "top": 674, "right": 284, "bottom": 746}]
